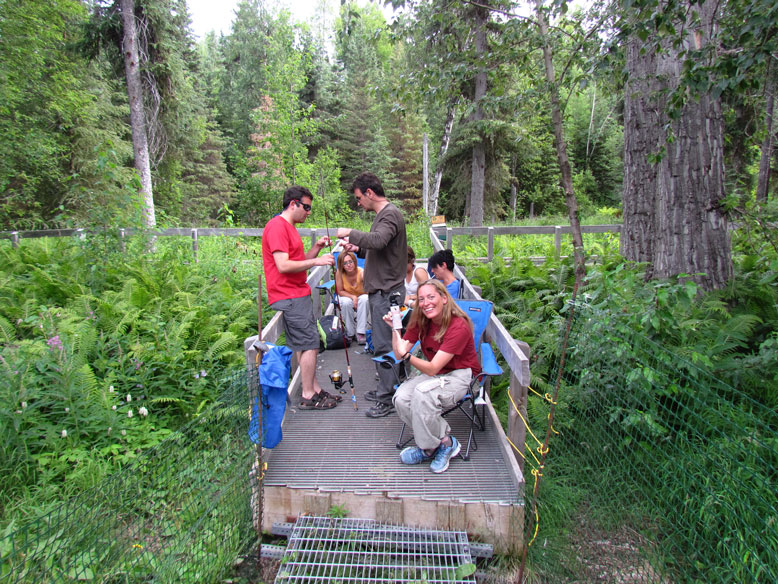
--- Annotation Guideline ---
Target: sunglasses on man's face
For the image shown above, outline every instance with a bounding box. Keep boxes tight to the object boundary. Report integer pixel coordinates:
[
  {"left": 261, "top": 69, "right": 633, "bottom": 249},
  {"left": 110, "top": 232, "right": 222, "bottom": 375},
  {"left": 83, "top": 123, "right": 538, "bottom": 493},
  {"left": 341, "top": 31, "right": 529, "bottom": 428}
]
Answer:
[{"left": 295, "top": 200, "right": 312, "bottom": 212}]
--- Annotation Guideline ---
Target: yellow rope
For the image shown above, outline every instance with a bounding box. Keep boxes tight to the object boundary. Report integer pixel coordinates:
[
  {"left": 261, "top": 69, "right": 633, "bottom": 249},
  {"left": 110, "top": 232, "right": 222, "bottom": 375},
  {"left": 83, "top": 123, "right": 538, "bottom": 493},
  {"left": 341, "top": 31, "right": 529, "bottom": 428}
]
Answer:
[
  {"left": 506, "top": 435, "right": 541, "bottom": 467},
  {"left": 508, "top": 390, "right": 544, "bottom": 449},
  {"left": 527, "top": 468, "right": 543, "bottom": 547},
  {"left": 528, "top": 385, "right": 557, "bottom": 405}
]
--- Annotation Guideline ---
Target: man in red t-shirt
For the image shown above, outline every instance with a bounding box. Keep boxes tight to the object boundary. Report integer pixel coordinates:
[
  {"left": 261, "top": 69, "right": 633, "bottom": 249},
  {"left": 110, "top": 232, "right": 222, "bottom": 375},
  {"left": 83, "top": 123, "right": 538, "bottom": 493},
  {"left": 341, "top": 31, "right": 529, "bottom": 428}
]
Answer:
[{"left": 262, "top": 186, "right": 337, "bottom": 409}]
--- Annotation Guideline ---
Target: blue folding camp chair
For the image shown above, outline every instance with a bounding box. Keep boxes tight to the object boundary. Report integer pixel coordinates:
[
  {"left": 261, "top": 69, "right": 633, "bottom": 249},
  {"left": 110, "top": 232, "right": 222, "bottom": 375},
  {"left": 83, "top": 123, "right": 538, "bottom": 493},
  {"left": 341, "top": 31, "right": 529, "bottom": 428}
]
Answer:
[{"left": 389, "top": 298, "right": 503, "bottom": 460}]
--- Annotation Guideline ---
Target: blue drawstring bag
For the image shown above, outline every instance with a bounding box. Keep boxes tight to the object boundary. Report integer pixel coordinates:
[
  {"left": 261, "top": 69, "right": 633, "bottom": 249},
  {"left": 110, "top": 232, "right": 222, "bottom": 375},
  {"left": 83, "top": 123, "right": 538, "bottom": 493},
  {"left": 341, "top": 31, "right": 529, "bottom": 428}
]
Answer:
[{"left": 249, "top": 343, "right": 292, "bottom": 448}]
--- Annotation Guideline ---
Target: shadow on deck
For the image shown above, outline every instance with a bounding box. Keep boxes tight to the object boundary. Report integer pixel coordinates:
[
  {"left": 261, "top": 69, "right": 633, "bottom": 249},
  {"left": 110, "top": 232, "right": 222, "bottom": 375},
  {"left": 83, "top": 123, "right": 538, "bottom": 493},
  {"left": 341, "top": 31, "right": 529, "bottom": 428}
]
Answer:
[{"left": 259, "top": 344, "right": 525, "bottom": 553}]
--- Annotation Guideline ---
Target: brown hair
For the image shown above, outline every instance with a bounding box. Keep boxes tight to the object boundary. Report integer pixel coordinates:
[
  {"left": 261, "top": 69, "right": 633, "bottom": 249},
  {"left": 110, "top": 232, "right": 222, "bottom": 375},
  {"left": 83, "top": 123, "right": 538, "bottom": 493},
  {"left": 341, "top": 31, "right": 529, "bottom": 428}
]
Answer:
[
  {"left": 409, "top": 279, "right": 472, "bottom": 342},
  {"left": 337, "top": 251, "right": 358, "bottom": 274}
]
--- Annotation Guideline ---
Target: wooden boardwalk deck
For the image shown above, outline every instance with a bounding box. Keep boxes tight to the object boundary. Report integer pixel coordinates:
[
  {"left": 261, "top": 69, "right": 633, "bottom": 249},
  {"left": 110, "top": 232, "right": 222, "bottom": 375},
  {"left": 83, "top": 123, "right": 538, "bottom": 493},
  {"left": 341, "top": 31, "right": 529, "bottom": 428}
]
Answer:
[{"left": 254, "top": 340, "right": 526, "bottom": 553}]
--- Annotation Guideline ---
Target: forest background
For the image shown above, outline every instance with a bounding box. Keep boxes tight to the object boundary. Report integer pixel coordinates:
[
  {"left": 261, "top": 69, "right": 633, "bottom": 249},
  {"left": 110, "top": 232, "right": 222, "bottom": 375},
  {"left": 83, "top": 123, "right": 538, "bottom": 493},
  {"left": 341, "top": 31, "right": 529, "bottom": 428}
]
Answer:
[{"left": 1, "top": 0, "right": 777, "bottom": 574}]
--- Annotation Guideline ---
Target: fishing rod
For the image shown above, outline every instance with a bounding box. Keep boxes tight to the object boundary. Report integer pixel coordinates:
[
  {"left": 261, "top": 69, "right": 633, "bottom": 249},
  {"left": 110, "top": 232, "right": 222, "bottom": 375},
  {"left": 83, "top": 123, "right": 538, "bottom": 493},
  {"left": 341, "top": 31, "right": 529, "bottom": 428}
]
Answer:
[{"left": 318, "top": 174, "right": 358, "bottom": 411}]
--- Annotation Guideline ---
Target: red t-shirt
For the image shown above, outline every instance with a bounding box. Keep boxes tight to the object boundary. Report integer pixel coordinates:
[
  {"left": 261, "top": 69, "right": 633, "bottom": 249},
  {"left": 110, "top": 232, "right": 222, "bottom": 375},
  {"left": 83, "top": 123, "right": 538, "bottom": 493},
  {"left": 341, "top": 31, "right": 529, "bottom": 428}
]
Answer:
[
  {"left": 404, "top": 315, "right": 481, "bottom": 376},
  {"left": 262, "top": 214, "right": 310, "bottom": 305}
]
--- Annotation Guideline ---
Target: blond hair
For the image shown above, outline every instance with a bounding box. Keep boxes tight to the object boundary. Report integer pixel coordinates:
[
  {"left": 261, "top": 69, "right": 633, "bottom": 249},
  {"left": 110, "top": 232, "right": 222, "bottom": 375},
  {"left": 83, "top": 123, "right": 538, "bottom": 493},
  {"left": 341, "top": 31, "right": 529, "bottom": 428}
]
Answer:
[{"left": 409, "top": 279, "right": 472, "bottom": 342}]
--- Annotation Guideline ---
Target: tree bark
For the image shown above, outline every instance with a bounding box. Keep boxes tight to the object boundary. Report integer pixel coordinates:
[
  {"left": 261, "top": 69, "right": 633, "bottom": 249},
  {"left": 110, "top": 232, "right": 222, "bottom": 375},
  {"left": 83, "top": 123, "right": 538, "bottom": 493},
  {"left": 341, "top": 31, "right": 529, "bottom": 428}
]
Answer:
[
  {"left": 536, "top": 1, "right": 585, "bottom": 280},
  {"left": 121, "top": 0, "right": 156, "bottom": 228},
  {"left": 756, "top": 62, "right": 775, "bottom": 203},
  {"left": 622, "top": 0, "right": 732, "bottom": 291},
  {"left": 469, "top": 2, "right": 487, "bottom": 227}
]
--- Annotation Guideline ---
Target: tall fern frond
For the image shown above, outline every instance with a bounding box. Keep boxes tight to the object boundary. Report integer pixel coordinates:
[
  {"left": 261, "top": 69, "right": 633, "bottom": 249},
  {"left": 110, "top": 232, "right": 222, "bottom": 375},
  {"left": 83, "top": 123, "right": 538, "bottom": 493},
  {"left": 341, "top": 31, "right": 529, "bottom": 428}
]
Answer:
[
  {"left": 0, "top": 315, "right": 15, "bottom": 342},
  {"left": 206, "top": 332, "right": 238, "bottom": 360},
  {"left": 228, "top": 298, "right": 253, "bottom": 323}
]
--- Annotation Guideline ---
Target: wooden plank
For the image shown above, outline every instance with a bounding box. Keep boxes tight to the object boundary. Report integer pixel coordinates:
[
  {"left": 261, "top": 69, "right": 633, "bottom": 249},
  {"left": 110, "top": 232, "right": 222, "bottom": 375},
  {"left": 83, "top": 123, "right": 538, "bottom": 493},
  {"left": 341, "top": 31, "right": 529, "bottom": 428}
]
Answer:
[{"left": 375, "top": 499, "right": 404, "bottom": 524}]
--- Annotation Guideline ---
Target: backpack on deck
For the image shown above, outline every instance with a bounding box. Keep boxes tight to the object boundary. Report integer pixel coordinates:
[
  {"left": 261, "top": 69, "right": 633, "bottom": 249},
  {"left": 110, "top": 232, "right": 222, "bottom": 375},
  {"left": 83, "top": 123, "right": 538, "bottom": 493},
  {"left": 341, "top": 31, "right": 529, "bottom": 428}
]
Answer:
[{"left": 317, "top": 314, "right": 350, "bottom": 351}]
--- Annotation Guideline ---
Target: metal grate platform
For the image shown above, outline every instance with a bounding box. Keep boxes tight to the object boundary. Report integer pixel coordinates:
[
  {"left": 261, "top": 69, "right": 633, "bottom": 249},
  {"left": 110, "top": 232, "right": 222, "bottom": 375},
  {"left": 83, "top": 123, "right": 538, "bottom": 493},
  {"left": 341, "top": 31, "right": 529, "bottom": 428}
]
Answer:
[
  {"left": 274, "top": 516, "right": 477, "bottom": 583},
  {"left": 263, "top": 347, "right": 520, "bottom": 502}
]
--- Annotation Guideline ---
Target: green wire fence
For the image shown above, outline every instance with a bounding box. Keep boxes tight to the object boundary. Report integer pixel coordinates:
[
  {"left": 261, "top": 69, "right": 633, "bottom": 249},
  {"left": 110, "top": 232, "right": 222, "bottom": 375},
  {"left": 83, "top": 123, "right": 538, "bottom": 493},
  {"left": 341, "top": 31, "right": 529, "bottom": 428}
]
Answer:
[
  {"left": 0, "top": 369, "right": 260, "bottom": 583},
  {"left": 523, "top": 303, "right": 778, "bottom": 583},
  {"left": 3, "top": 301, "right": 777, "bottom": 583}
]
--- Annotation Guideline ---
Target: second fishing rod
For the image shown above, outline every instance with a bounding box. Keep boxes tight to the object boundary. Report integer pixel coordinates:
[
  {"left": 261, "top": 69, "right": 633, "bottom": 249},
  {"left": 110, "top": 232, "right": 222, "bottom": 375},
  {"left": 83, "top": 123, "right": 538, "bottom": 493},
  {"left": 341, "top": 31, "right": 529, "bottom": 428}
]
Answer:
[{"left": 318, "top": 182, "right": 358, "bottom": 411}]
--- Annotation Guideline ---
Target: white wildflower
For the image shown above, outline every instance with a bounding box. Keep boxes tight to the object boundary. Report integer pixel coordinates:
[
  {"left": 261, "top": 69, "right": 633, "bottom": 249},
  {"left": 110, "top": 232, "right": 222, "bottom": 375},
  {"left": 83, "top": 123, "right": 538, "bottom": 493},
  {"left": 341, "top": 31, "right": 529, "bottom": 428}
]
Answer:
[
  {"left": 107, "top": 427, "right": 112, "bottom": 433},
  {"left": 194, "top": 372, "right": 199, "bottom": 379},
  {"left": 112, "top": 405, "right": 117, "bottom": 411},
  {"left": 138, "top": 406, "right": 148, "bottom": 417},
  {"left": 127, "top": 409, "right": 133, "bottom": 418},
  {"left": 126, "top": 394, "right": 132, "bottom": 403},
  {"left": 61, "top": 429, "right": 67, "bottom": 438},
  {"left": 109, "top": 385, "right": 115, "bottom": 393},
  {"left": 65, "top": 407, "right": 69, "bottom": 413},
  {"left": 121, "top": 429, "right": 126, "bottom": 436},
  {"left": 21, "top": 401, "right": 27, "bottom": 409},
  {"left": 15, "top": 410, "right": 22, "bottom": 414},
  {"left": 200, "top": 369, "right": 207, "bottom": 378}
]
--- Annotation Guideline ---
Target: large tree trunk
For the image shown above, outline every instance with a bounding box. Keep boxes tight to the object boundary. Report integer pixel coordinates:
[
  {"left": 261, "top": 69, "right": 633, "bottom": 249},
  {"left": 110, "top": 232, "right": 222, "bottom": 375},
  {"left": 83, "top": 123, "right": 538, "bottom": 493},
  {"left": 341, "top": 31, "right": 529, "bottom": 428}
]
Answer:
[
  {"left": 756, "top": 62, "right": 775, "bottom": 203},
  {"left": 121, "top": 0, "right": 155, "bottom": 228},
  {"left": 536, "top": 1, "right": 585, "bottom": 280},
  {"left": 468, "top": 2, "right": 487, "bottom": 227},
  {"left": 622, "top": 0, "right": 731, "bottom": 291}
]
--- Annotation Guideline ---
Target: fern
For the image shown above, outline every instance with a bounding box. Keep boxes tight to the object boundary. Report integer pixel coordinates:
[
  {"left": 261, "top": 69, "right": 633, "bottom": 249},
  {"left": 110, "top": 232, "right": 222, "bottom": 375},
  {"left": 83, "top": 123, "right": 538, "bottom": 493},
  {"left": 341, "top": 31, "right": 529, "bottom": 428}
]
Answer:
[
  {"left": 206, "top": 332, "right": 238, "bottom": 360},
  {"left": 0, "top": 315, "right": 15, "bottom": 342}
]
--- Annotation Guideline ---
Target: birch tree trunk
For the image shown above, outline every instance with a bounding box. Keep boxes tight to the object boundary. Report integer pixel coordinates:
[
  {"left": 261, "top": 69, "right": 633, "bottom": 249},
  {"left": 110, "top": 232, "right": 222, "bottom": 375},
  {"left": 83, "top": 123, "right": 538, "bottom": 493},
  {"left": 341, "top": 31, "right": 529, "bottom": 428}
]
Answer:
[
  {"left": 121, "top": 0, "right": 156, "bottom": 228},
  {"left": 429, "top": 102, "right": 457, "bottom": 217},
  {"left": 622, "top": 0, "right": 732, "bottom": 291},
  {"left": 756, "top": 63, "right": 775, "bottom": 203}
]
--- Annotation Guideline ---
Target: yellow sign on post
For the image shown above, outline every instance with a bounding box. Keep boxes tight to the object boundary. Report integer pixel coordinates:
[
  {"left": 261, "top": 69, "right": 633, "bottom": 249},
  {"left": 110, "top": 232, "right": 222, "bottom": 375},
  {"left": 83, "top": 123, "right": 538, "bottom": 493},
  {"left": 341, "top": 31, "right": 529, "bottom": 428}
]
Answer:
[{"left": 431, "top": 215, "right": 446, "bottom": 225}]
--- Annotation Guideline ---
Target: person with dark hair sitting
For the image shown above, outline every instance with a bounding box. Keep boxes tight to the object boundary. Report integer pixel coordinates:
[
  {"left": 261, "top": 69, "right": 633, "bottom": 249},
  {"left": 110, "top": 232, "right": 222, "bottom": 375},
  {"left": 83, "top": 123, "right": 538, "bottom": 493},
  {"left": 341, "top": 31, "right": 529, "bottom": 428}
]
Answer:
[
  {"left": 382, "top": 279, "right": 480, "bottom": 473},
  {"left": 427, "top": 249, "right": 460, "bottom": 299}
]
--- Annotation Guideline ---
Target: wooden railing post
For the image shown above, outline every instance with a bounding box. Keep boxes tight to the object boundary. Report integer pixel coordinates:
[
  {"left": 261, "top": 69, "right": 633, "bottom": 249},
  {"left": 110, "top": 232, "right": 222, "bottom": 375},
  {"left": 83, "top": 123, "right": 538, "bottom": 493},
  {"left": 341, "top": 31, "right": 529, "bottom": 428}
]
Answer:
[
  {"left": 11, "top": 232, "right": 19, "bottom": 248},
  {"left": 191, "top": 229, "right": 198, "bottom": 263},
  {"left": 487, "top": 226, "right": 494, "bottom": 262},
  {"left": 446, "top": 227, "right": 452, "bottom": 251},
  {"left": 120, "top": 229, "right": 126, "bottom": 253},
  {"left": 554, "top": 226, "right": 562, "bottom": 256},
  {"left": 508, "top": 340, "right": 530, "bottom": 473}
]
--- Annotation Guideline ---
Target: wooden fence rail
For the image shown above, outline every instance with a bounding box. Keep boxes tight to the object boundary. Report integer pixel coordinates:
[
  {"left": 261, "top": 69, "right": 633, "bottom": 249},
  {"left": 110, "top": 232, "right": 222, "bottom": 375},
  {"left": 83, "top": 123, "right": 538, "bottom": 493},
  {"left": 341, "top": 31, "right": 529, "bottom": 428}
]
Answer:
[{"left": 433, "top": 224, "right": 621, "bottom": 261}]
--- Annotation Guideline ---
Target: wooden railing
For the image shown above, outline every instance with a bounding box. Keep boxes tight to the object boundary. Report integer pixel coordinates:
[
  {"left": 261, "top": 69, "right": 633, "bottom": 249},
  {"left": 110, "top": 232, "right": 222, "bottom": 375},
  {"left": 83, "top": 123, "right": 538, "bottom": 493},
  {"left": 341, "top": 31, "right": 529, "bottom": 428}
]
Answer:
[
  {"left": 0, "top": 227, "right": 331, "bottom": 263},
  {"left": 433, "top": 223, "right": 621, "bottom": 261}
]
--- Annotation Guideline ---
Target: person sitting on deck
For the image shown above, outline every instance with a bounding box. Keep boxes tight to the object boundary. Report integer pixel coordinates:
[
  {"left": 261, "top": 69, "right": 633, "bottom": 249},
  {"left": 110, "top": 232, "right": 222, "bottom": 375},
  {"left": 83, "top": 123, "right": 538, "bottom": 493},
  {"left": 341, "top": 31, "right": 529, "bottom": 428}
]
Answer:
[
  {"left": 335, "top": 250, "right": 369, "bottom": 344},
  {"left": 382, "top": 279, "right": 481, "bottom": 473},
  {"left": 427, "top": 249, "right": 461, "bottom": 299},
  {"left": 404, "top": 246, "right": 430, "bottom": 308}
]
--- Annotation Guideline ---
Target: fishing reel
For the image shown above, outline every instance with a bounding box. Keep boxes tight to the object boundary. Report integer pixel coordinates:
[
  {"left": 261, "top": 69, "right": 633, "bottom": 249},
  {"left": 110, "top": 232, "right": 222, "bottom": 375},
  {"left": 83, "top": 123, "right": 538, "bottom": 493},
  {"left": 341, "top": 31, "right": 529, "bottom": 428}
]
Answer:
[{"left": 329, "top": 370, "right": 346, "bottom": 393}]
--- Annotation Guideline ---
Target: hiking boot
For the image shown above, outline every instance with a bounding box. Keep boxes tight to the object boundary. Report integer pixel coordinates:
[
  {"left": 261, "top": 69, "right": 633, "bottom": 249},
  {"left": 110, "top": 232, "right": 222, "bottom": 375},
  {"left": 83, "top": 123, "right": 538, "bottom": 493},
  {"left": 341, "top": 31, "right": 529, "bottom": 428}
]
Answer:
[
  {"left": 429, "top": 436, "right": 460, "bottom": 473},
  {"left": 363, "top": 390, "right": 379, "bottom": 402},
  {"left": 365, "top": 402, "right": 394, "bottom": 418},
  {"left": 400, "top": 446, "right": 435, "bottom": 465}
]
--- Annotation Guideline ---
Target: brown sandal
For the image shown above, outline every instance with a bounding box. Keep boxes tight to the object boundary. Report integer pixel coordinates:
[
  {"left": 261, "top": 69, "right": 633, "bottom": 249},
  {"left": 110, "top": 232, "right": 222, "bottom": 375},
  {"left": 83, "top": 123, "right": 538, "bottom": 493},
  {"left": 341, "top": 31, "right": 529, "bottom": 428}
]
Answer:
[
  {"left": 299, "top": 392, "right": 338, "bottom": 410},
  {"left": 319, "top": 389, "right": 343, "bottom": 403}
]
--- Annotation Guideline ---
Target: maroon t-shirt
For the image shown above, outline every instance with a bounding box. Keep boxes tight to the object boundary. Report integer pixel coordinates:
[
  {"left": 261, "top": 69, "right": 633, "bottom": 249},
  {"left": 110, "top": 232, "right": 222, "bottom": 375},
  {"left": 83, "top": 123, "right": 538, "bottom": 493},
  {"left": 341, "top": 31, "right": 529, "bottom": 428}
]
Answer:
[{"left": 404, "top": 315, "right": 481, "bottom": 376}]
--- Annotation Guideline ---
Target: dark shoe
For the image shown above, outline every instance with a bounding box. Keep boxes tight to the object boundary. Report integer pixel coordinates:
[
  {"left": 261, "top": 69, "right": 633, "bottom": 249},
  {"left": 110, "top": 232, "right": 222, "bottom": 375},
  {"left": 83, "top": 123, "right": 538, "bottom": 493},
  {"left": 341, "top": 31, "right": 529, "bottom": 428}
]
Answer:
[
  {"left": 365, "top": 402, "right": 394, "bottom": 418},
  {"left": 363, "top": 390, "right": 379, "bottom": 402},
  {"left": 299, "top": 392, "right": 338, "bottom": 410},
  {"left": 319, "top": 389, "right": 343, "bottom": 402}
]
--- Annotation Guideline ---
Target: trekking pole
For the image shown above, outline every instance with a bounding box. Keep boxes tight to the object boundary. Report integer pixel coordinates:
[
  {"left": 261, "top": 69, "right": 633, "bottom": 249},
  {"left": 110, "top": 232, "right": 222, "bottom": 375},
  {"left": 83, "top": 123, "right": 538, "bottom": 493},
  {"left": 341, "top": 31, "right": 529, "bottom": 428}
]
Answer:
[{"left": 318, "top": 174, "right": 358, "bottom": 410}]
